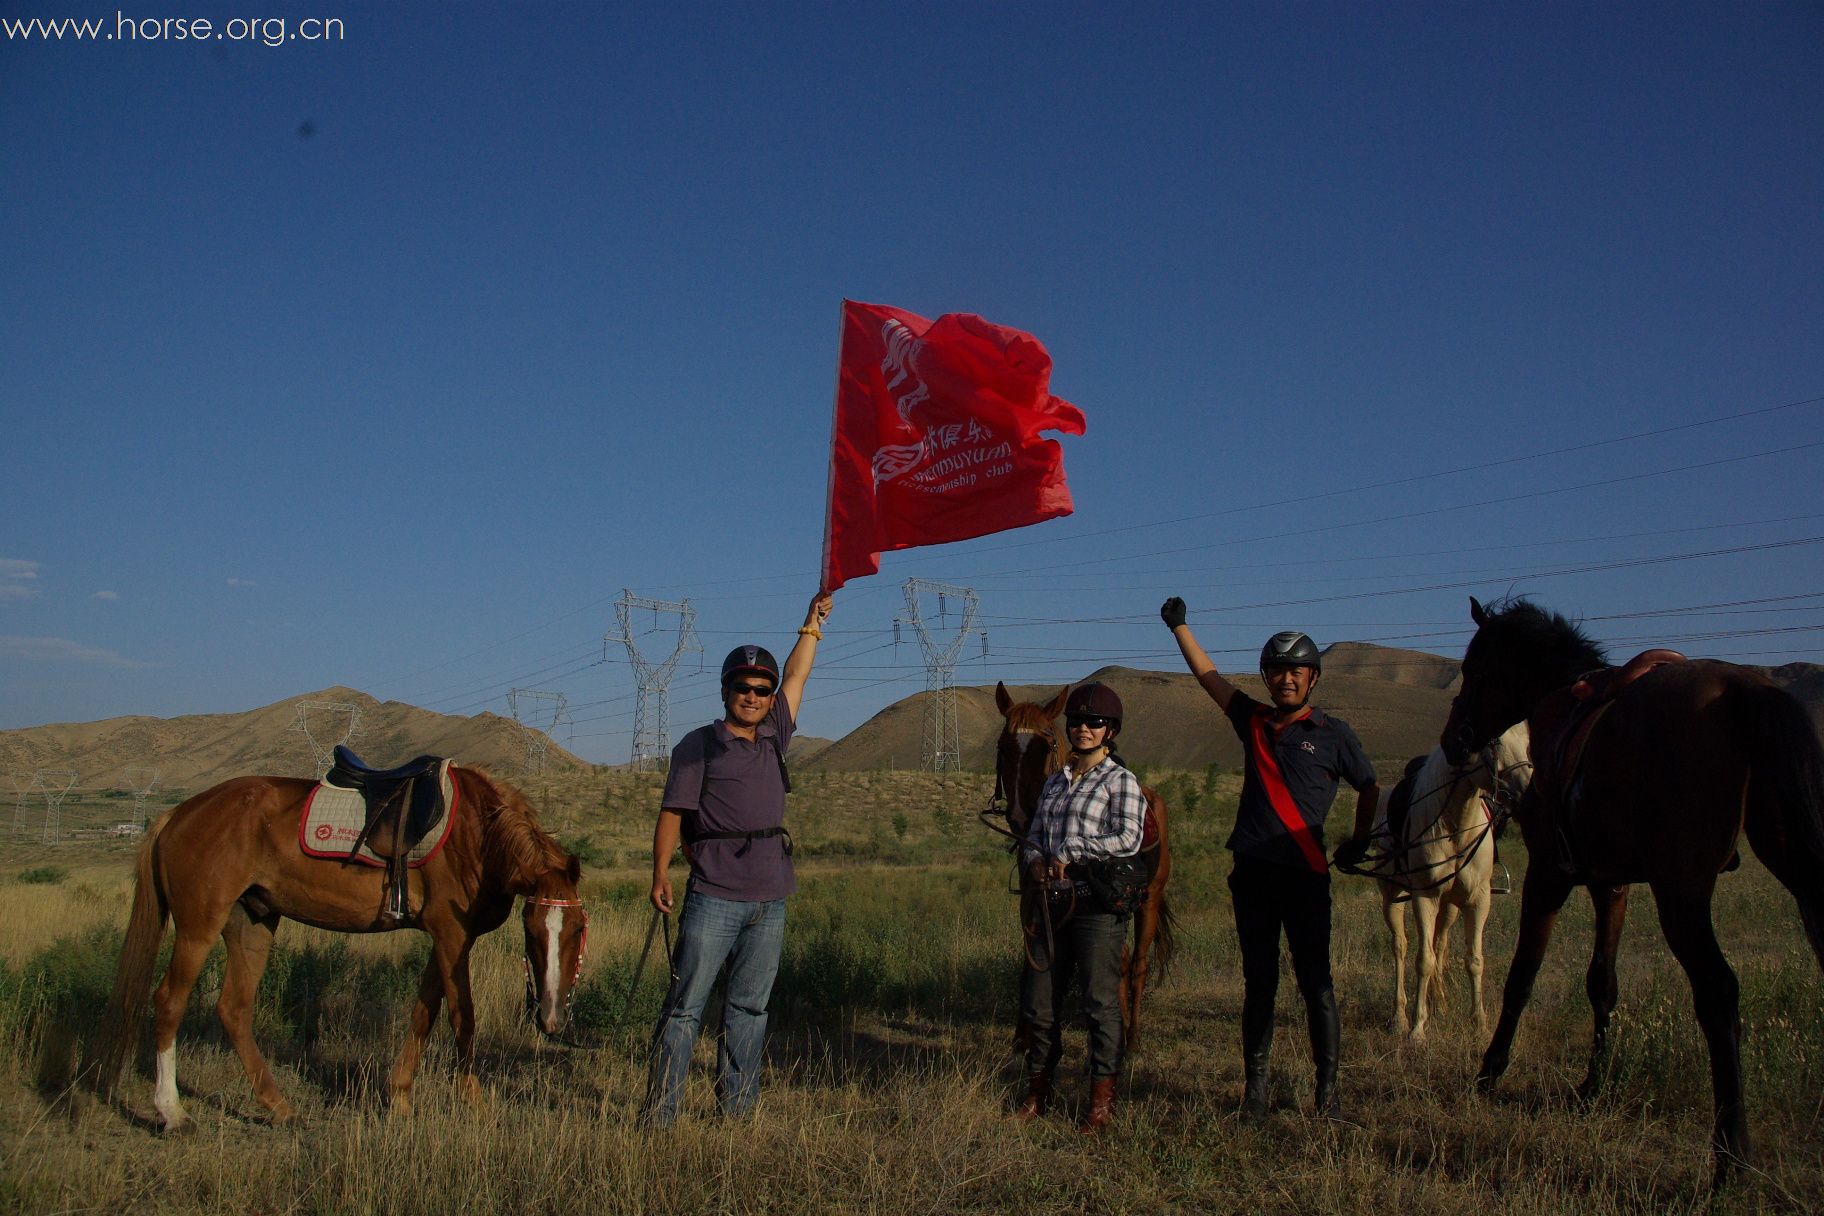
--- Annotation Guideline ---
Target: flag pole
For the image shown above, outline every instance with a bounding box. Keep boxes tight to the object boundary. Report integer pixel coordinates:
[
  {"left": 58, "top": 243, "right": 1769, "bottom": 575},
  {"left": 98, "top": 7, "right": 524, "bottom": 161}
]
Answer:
[{"left": 817, "top": 300, "right": 848, "bottom": 594}]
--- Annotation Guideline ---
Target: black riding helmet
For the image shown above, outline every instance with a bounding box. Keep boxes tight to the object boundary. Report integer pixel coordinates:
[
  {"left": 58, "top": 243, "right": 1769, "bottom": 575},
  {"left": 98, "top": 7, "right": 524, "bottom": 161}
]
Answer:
[
  {"left": 720, "top": 644, "right": 780, "bottom": 689},
  {"left": 1259, "top": 631, "right": 1322, "bottom": 672}
]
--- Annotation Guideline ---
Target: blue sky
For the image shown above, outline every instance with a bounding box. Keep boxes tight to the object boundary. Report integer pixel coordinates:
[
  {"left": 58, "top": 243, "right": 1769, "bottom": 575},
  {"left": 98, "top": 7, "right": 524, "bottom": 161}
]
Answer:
[{"left": 3, "top": 2, "right": 1821, "bottom": 763}]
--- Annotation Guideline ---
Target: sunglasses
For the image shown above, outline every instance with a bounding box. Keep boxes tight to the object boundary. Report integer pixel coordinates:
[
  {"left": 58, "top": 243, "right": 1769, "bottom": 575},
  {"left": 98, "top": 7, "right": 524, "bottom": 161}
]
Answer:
[
  {"left": 1066, "top": 714, "right": 1113, "bottom": 730},
  {"left": 727, "top": 681, "right": 776, "bottom": 698}
]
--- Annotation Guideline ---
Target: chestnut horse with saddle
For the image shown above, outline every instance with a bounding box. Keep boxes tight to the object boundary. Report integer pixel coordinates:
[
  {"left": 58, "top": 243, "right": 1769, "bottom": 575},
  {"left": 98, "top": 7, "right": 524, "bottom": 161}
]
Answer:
[{"left": 84, "top": 751, "right": 587, "bottom": 1131}]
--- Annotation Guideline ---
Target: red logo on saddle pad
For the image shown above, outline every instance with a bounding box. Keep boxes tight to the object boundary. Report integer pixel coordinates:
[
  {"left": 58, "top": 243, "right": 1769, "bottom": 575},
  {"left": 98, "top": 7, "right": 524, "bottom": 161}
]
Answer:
[{"left": 314, "top": 824, "right": 333, "bottom": 841}]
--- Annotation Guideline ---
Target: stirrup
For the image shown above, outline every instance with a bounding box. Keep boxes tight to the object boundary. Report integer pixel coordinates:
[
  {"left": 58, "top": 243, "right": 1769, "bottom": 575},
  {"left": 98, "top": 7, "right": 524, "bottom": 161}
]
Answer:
[{"left": 1490, "top": 863, "right": 1512, "bottom": 896}]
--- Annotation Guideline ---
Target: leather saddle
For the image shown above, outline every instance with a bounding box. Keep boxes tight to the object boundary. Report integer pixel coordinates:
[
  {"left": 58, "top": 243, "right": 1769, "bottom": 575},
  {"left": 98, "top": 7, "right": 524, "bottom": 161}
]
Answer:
[
  {"left": 1532, "top": 649, "right": 1687, "bottom": 876},
  {"left": 327, "top": 745, "right": 451, "bottom": 920}
]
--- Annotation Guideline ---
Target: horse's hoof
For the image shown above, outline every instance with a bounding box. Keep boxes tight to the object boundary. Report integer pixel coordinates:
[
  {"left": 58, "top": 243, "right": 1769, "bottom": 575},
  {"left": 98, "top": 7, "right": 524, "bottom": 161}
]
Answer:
[
  {"left": 389, "top": 1094, "right": 414, "bottom": 1118},
  {"left": 158, "top": 1115, "right": 195, "bottom": 1137}
]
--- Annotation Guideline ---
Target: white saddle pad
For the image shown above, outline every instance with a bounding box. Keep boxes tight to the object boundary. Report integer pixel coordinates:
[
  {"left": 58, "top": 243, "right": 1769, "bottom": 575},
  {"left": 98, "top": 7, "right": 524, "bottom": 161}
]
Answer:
[{"left": 299, "top": 760, "right": 457, "bottom": 868}]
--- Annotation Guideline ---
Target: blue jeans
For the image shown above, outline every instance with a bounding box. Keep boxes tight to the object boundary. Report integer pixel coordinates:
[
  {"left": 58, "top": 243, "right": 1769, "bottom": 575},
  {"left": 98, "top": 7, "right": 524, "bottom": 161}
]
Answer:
[{"left": 644, "top": 891, "right": 786, "bottom": 1125}]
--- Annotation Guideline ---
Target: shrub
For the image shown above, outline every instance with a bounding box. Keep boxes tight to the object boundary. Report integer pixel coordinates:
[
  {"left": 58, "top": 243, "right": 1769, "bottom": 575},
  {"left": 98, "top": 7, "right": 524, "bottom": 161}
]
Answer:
[
  {"left": 559, "top": 834, "right": 615, "bottom": 869},
  {"left": 16, "top": 866, "right": 67, "bottom": 885}
]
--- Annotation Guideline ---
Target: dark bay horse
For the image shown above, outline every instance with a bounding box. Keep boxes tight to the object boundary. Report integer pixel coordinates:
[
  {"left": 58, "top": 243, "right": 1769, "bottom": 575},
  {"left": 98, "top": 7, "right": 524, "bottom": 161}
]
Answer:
[
  {"left": 1441, "top": 596, "right": 1824, "bottom": 1182},
  {"left": 992, "top": 682, "right": 1176, "bottom": 1046},
  {"left": 84, "top": 764, "right": 587, "bottom": 1131}
]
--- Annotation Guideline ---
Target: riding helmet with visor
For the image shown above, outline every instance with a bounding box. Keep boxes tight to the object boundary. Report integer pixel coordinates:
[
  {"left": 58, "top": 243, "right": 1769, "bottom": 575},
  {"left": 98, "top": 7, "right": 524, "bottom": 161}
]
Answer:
[
  {"left": 720, "top": 645, "right": 780, "bottom": 691},
  {"left": 1259, "top": 631, "right": 1322, "bottom": 672},
  {"left": 1064, "top": 683, "right": 1124, "bottom": 735}
]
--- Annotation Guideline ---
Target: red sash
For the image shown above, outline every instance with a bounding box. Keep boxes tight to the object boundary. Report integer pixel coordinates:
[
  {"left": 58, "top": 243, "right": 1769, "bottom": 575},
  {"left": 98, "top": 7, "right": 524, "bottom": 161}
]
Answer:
[{"left": 1250, "top": 711, "right": 1328, "bottom": 874}]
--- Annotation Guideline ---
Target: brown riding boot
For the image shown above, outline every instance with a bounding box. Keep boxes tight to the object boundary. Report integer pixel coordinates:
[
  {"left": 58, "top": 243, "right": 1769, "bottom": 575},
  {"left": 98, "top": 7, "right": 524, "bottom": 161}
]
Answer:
[
  {"left": 1079, "top": 1077, "right": 1117, "bottom": 1134},
  {"left": 1010, "top": 1071, "right": 1051, "bottom": 1123}
]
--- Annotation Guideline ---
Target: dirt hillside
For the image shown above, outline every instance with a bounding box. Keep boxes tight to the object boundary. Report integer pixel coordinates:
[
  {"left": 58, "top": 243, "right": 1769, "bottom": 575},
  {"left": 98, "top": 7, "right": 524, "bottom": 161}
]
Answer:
[
  {"left": 0, "top": 686, "right": 585, "bottom": 795},
  {"left": 803, "top": 644, "right": 1824, "bottom": 777}
]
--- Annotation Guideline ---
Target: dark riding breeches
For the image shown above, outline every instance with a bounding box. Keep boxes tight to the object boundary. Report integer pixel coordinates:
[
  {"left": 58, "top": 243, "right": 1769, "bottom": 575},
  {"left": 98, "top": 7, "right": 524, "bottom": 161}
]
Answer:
[{"left": 1228, "top": 853, "right": 1335, "bottom": 1050}]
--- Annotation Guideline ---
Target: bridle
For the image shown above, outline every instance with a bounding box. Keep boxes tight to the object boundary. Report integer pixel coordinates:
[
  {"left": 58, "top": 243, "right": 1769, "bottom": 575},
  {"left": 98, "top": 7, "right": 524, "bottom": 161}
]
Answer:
[
  {"left": 981, "top": 722, "right": 1061, "bottom": 844},
  {"left": 1352, "top": 744, "right": 1533, "bottom": 892},
  {"left": 521, "top": 895, "right": 588, "bottom": 1033}
]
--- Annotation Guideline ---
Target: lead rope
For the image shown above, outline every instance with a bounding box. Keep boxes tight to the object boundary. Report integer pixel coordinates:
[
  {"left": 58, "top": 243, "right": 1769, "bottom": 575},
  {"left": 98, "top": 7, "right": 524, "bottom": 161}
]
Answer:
[{"left": 621, "top": 905, "right": 676, "bottom": 1020}]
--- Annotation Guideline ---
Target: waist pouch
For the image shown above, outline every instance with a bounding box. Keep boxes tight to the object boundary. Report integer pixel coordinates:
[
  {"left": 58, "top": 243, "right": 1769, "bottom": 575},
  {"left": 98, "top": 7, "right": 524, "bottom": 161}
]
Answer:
[{"left": 1068, "top": 854, "right": 1150, "bottom": 916}]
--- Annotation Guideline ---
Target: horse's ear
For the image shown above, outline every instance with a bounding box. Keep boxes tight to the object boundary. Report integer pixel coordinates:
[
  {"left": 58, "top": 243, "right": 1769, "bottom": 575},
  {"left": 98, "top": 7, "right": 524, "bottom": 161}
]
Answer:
[
  {"left": 565, "top": 853, "right": 582, "bottom": 886},
  {"left": 994, "top": 681, "right": 1012, "bottom": 716},
  {"left": 1470, "top": 596, "right": 1488, "bottom": 627},
  {"left": 1043, "top": 685, "right": 1072, "bottom": 720}
]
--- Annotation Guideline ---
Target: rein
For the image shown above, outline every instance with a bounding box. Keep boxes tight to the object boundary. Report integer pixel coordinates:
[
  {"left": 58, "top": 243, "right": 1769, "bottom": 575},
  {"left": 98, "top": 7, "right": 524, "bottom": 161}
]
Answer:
[
  {"left": 982, "top": 721, "right": 1078, "bottom": 972},
  {"left": 1343, "top": 753, "right": 1532, "bottom": 891}
]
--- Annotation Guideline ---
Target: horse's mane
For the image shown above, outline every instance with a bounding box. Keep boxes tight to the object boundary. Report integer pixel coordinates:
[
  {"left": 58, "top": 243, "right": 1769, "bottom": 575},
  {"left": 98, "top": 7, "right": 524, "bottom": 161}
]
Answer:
[
  {"left": 462, "top": 765, "right": 569, "bottom": 885},
  {"left": 1475, "top": 596, "right": 1607, "bottom": 677}
]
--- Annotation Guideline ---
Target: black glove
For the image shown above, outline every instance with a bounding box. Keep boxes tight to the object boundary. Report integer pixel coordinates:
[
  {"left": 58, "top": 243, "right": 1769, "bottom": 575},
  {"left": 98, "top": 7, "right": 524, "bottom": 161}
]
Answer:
[
  {"left": 1160, "top": 597, "right": 1187, "bottom": 630},
  {"left": 1332, "top": 838, "right": 1369, "bottom": 870}
]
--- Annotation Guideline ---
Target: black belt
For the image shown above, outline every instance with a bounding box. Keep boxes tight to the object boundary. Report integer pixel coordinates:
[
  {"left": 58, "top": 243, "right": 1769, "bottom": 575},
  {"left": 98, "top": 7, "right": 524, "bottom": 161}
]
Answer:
[{"left": 686, "top": 826, "right": 793, "bottom": 858}]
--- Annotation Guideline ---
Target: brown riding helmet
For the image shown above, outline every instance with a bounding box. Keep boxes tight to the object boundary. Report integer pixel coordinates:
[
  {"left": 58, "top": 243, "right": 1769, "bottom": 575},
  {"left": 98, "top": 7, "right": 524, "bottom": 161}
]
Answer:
[{"left": 1065, "top": 683, "right": 1124, "bottom": 734}]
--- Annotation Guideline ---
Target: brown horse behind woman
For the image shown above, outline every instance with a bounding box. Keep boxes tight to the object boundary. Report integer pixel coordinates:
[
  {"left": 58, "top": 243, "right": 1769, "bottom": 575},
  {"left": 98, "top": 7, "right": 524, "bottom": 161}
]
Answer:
[
  {"left": 1441, "top": 596, "right": 1824, "bottom": 1185},
  {"left": 83, "top": 763, "right": 587, "bottom": 1131},
  {"left": 992, "top": 682, "right": 1176, "bottom": 1046}
]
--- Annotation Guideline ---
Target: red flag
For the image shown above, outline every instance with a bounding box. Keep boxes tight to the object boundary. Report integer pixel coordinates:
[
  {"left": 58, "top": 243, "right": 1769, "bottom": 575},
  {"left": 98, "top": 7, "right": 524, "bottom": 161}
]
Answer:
[{"left": 821, "top": 300, "right": 1086, "bottom": 592}]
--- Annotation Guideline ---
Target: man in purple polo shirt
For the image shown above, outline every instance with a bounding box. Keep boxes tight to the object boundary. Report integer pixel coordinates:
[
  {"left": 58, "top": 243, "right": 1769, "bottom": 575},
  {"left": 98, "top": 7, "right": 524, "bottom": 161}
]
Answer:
[{"left": 643, "top": 590, "right": 832, "bottom": 1127}]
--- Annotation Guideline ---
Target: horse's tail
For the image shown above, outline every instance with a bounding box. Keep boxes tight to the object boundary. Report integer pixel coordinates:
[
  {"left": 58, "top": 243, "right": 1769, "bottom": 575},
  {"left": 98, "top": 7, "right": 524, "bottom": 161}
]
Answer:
[
  {"left": 81, "top": 812, "right": 171, "bottom": 1099},
  {"left": 1145, "top": 894, "right": 1178, "bottom": 984},
  {"left": 1738, "top": 680, "right": 1824, "bottom": 973}
]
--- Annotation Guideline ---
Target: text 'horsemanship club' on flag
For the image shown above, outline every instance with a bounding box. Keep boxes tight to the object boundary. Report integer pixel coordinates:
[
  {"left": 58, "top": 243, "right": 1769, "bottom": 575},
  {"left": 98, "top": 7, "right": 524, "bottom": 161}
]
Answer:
[{"left": 819, "top": 299, "right": 1087, "bottom": 593}]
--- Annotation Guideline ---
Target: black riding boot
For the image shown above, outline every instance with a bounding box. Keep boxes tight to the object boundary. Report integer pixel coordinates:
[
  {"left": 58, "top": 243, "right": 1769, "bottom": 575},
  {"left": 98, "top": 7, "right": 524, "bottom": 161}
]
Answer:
[
  {"left": 1309, "top": 987, "right": 1342, "bottom": 1118},
  {"left": 1240, "top": 1004, "right": 1273, "bottom": 1122}
]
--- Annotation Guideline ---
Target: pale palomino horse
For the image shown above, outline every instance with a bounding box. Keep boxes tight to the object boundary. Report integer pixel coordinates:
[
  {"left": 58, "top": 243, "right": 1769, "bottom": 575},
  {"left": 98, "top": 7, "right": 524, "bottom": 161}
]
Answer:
[{"left": 1374, "top": 722, "right": 1531, "bottom": 1041}]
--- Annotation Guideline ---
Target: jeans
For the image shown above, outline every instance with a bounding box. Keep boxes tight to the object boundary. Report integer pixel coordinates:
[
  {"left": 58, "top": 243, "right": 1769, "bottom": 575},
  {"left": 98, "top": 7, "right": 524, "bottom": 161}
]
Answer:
[
  {"left": 644, "top": 891, "right": 786, "bottom": 1126},
  {"left": 1019, "top": 907, "right": 1129, "bottom": 1080}
]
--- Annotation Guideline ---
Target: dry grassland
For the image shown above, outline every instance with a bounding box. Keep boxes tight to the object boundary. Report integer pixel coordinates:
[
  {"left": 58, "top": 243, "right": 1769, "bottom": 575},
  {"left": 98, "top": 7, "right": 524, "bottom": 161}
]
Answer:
[{"left": 1, "top": 768, "right": 1820, "bottom": 1214}]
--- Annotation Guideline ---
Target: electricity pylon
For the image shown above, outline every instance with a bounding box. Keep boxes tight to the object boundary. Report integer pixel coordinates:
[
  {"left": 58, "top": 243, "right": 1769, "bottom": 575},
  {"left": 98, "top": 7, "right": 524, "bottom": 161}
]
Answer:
[
  {"left": 902, "top": 579, "right": 981, "bottom": 772},
  {"left": 9, "top": 773, "right": 35, "bottom": 838},
  {"left": 507, "top": 689, "right": 568, "bottom": 776},
  {"left": 291, "top": 700, "right": 361, "bottom": 776},
  {"left": 121, "top": 765, "right": 160, "bottom": 832},
  {"left": 609, "top": 590, "right": 699, "bottom": 771},
  {"left": 34, "top": 770, "right": 77, "bottom": 843}
]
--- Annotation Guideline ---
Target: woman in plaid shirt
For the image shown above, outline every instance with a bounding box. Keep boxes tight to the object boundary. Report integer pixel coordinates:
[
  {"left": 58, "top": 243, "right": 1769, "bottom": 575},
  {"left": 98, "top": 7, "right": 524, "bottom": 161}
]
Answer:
[{"left": 1012, "top": 682, "right": 1145, "bottom": 1133}]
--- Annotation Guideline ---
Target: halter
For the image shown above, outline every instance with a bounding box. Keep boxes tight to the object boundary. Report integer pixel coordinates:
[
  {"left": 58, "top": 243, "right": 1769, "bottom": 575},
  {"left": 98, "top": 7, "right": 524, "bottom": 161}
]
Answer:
[{"left": 521, "top": 895, "right": 589, "bottom": 1032}]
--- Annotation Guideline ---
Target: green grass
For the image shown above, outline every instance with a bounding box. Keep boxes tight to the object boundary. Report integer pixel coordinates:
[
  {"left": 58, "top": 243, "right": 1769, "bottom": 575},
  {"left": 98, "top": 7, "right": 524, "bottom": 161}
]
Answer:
[{"left": 1, "top": 769, "right": 1819, "bottom": 1213}]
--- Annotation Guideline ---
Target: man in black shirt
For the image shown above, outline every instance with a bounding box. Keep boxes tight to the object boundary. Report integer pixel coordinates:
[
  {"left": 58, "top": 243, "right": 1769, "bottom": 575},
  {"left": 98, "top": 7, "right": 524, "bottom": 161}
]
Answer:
[{"left": 1162, "top": 596, "right": 1379, "bottom": 1120}]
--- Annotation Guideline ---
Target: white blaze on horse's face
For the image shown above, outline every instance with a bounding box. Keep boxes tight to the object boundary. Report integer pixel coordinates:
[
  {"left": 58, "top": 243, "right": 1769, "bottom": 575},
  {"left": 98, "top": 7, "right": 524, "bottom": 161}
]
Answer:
[
  {"left": 1003, "top": 728, "right": 1050, "bottom": 825},
  {"left": 540, "top": 903, "right": 564, "bottom": 1032}
]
